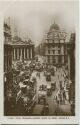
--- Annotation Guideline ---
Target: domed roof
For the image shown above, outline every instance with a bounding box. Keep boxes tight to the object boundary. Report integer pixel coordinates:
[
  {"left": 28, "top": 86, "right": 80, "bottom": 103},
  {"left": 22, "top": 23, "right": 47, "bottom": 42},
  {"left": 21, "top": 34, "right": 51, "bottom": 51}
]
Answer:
[{"left": 49, "top": 22, "right": 60, "bottom": 31}]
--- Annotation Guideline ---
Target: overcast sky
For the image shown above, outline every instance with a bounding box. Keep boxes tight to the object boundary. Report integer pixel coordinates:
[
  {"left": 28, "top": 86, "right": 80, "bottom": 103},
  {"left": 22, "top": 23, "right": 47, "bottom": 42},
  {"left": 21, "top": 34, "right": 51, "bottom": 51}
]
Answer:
[{"left": 0, "top": 0, "right": 78, "bottom": 46}]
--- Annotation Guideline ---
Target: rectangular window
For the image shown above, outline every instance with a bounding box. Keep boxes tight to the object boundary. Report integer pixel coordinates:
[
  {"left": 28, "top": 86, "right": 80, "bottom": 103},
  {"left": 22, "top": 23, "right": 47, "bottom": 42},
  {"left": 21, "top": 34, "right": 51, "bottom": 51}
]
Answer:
[
  {"left": 54, "top": 40, "right": 59, "bottom": 43},
  {"left": 48, "top": 50, "right": 50, "bottom": 54},
  {"left": 58, "top": 56, "right": 62, "bottom": 63},
  {"left": 47, "top": 39, "right": 49, "bottom": 43},
  {"left": 53, "top": 50, "right": 55, "bottom": 54},
  {"left": 58, "top": 50, "right": 60, "bottom": 54},
  {"left": 52, "top": 56, "right": 55, "bottom": 63},
  {"left": 47, "top": 56, "right": 50, "bottom": 63}
]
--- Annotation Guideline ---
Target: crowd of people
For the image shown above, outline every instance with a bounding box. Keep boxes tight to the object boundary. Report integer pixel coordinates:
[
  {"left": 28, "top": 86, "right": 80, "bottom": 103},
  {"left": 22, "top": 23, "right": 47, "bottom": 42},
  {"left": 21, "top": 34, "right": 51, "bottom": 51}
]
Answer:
[
  {"left": 4, "top": 56, "right": 74, "bottom": 116},
  {"left": 54, "top": 66, "right": 71, "bottom": 104}
]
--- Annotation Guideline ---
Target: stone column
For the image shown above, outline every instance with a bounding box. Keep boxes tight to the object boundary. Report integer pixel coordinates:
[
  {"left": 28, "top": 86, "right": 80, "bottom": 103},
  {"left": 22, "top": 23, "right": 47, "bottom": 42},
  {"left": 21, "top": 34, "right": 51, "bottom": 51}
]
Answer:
[
  {"left": 46, "top": 56, "right": 48, "bottom": 63},
  {"left": 21, "top": 49, "right": 22, "bottom": 61},
  {"left": 51, "top": 56, "right": 53, "bottom": 64},
  {"left": 50, "top": 56, "right": 51, "bottom": 64},
  {"left": 13, "top": 49, "right": 14, "bottom": 60},
  {"left": 14, "top": 49, "right": 15, "bottom": 60},
  {"left": 24, "top": 48, "right": 25, "bottom": 59},
  {"left": 16, "top": 49, "right": 18, "bottom": 59},
  {"left": 56, "top": 56, "right": 58, "bottom": 64},
  {"left": 19, "top": 49, "right": 20, "bottom": 60},
  {"left": 30, "top": 48, "right": 32, "bottom": 59},
  {"left": 61, "top": 45, "right": 64, "bottom": 55},
  {"left": 29, "top": 48, "right": 31, "bottom": 59},
  {"left": 62, "top": 56, "right": 64, "bottom": 64},
  {"left": 26, "top": 48, "right": 27, "bottom": 59},
  {"left": 18, "top": 49, "right": 20, "bottom": 60},
  {"left": 17, "top": 49, "right": 19, "bottom": 60},
  {"left": 27, "top": 49, "right": 29, "bottom": 59}
]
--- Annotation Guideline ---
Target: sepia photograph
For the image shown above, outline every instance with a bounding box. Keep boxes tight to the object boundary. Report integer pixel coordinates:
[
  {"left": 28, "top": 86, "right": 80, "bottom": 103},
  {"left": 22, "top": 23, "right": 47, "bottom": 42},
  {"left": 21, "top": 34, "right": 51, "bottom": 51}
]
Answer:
[{"left": 3, "top": 0, "right": 78, "bottom": 116}]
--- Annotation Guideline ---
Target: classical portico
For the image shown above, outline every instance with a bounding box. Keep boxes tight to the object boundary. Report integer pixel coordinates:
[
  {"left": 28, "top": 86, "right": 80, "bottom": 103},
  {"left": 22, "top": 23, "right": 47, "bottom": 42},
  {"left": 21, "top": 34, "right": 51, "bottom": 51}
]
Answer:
[
  {"left": 12, "top": 46, "right": 34, "bottom": 61},
  {"left": 12, "top": 37, "right": 35, "bottom": 62}
]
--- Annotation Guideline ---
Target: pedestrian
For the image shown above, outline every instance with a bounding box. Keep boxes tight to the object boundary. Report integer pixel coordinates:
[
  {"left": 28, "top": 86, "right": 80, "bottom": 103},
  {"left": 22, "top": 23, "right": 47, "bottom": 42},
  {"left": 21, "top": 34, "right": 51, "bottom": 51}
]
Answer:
[{"left": 63, "top": 90, "right": 66, "bottom": 103}]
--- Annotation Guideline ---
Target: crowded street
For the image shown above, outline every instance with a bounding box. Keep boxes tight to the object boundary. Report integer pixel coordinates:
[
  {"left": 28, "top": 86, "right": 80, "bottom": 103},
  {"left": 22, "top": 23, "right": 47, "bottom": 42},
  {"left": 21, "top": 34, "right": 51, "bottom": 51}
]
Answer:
[
  {"left": 29, "top": 56, "right": 72, "bottom": 115},
  {"left": 4, "top": 55, "right": 73, "bottom": 116}
]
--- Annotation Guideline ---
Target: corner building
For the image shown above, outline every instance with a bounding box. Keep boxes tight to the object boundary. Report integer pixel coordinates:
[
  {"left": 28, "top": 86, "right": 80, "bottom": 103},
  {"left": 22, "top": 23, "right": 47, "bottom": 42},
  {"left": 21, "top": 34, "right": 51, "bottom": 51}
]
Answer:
[{"left": 45, "top": 22, "right": 69, "bottom": 66}]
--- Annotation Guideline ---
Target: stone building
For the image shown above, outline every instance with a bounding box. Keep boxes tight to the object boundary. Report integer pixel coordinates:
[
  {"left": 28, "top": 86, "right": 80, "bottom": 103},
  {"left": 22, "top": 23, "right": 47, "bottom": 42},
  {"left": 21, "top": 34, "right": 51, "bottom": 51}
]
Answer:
[
  {"left": 44, "top": 22, "right": 70, "bottom": 66},
  {"left": 4, "top": 22, "right": 13, "bottom": 85},
  {"left": 68, "top": 33, "right": 75, "bottom": 105},
  {"left": 12, "top": 36, "right": 35, "bottom": 63},
  {"left": 4, "top": 22, "right": 14, "bottom": 116},
  {"left": 69, "top": 33, "right": 75, "bottom": 80}
]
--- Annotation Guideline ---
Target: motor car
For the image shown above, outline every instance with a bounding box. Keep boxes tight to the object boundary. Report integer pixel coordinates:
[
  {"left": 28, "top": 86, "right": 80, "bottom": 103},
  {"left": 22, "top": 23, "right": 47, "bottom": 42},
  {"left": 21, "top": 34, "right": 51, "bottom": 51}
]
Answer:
[
  {"left": 51, "top": 82, "right": 56, "bottom": 91},
  {"left": 38, "top": 90, "right": 47, "bottom": 104},
  {"left": 25, "top": 74, "right": 30, "bottom": 79},
  {"left": 29, "top": 80, "right": 35, "bottom": 87},
  {"left": 46, "top": 73, "right": 51, "bottom": 81},
  {"left": 47, "top": 85, "right": 52, "bottom": 96},
  {"left": 23, "top": 79, "right": 29, "bottom": 85},
  {"left": 39, "top": 85, "right": 47, "bottom": 91}
]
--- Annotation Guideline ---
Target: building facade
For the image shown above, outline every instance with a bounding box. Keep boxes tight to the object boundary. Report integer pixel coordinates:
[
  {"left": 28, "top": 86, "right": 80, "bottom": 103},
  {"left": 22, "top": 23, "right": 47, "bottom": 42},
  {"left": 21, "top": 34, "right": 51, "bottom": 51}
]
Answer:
[
  {"left": 69, "top": 33, "right": 75, "bottom": 80},
  {"left": 44, "top": 22, "right": 70, "bottom": 66},
  {"left": 12, "top": 36, "right": 35, "bottom": 63},
  {"left": 4, "top": 22, "right": 13, "bottom": 85},
  {"left": 4, "top": 22, "right": 14, "bottom": 116},
  {"left": 68, "top": 33, "right": 75, "bottom": 104}
]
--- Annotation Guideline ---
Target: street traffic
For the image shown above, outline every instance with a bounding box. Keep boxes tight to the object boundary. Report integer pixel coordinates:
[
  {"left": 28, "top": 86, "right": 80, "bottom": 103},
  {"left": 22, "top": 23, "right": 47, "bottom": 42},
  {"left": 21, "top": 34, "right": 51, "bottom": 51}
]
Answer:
[{"left": 4, "top": 56, "right": 74, "bottom": 116}]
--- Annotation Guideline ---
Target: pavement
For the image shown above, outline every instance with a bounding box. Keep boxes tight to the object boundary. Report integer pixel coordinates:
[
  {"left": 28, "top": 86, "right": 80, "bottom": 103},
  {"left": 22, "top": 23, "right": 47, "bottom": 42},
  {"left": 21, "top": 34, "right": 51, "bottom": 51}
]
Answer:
[
  {"left": 46, "top": 91, "right": 58, "bottom": 115},
  {"left": 59, "top": 102, "right": 71, "bottom": 115},
  {"left": 31, "top": 70, "right": 72, "bottom": 116}
]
